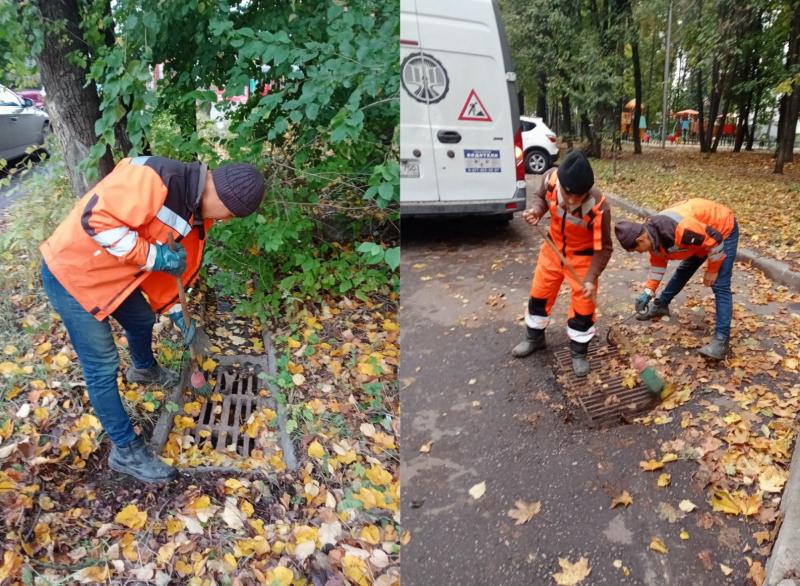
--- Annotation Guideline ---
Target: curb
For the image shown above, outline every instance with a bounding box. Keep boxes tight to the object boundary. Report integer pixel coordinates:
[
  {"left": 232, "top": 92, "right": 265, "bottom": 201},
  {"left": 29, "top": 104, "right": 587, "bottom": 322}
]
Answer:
[
  {"left": 605, "top": 193, "right": 800, "bottom": 293},
  {"left": 606, "top": 192, "right": 800, "bottom": 584},
  {"left": 765, "top": 438, "right": 800, "bottom": 586}
]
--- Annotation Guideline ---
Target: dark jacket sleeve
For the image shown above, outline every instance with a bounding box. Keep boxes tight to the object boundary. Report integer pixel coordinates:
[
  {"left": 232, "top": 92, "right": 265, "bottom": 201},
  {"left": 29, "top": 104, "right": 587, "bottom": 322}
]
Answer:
[
  {"left": 528, "top": 168, "right": 555, "bottom": 218},
  {"left": 584, "top": 196, "right": 613, "bottom": 283}
]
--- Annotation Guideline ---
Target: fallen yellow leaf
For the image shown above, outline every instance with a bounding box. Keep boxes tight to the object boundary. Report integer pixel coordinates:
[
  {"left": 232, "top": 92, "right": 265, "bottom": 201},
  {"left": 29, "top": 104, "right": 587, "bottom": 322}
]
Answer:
[
  {"left": 640, "top": 459, "right": 664, "bottom": 472},
  {"left": 307, "top": 440, "right": 325, "bottom": 459},
  {"left": 611, "top": 491, "right": 633, "bottom": 508},
  {"left": 419, "top": 441, "right": 433, "bottom": 454},
  {"left": 679, "top": 530, "right": 689, "bottom": 540},
  {"left": 115, "top": 504, "right": 147, "bottom": 530},
  {"left": 657, "top": 473, "right": 671, "bottom": 488},
  {"left": 360, "top": 525, "right": 381, "bottom": 545},
  {"left": 649, "top": 537, "right": 668, "bottom": 554},
  {"left": 507, "top": 500, "right": 541, "bottom": 525},
  {"left": 552, "top": 556, "right": 592, "bottom": 585},
  {"left": 468, "top": 481, "right": 486, "bottom": 500},
  {"left": 710, "top": 490, "right": 740, "bottom": 515},
  {"left": 201, "top": 357, "right": 217, "bottom": 372}
]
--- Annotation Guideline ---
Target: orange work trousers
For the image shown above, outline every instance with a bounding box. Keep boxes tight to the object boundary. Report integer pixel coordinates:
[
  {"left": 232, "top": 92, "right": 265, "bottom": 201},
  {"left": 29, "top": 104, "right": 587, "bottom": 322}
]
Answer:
[{"left": 526, "top": 244, "right": 597, "bottom": 344}]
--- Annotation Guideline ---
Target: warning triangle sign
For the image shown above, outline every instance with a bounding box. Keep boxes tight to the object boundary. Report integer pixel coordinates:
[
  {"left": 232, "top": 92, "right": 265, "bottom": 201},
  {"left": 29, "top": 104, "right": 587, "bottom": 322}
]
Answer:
[{"left": 458, "top": 89, "right": 492, "bottom": 122}]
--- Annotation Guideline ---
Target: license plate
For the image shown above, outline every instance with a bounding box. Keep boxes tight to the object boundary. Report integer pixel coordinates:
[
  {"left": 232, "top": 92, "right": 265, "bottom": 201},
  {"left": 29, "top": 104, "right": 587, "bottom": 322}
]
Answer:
[{"left": 401, "top": 159, "right": 420, "bottom": 178}]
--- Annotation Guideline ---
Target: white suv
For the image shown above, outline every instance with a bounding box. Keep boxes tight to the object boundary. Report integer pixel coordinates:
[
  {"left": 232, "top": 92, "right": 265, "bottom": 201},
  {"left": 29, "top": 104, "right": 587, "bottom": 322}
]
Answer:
[{"left": 520, "top": 116, "right": 559, "bottom": 174}]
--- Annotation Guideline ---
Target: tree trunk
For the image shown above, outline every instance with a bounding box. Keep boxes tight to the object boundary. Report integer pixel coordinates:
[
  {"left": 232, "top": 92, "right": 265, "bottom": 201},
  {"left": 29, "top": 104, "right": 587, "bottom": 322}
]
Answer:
[
  {"left": 711, "top": 96, "right": 729, "bottom": 152},
  {"left": 746, "top": 96, "right": 760, "bottom": 151},
  {"left": 774, "top": 92, "right": 800, "bottom": 173},
  {"left": 561, "top": 95, "right": 573, "bottom": 149},
  {"left": 33, "top": 0, "right": 115, "bottom": 196},
  {"left": 632, "top": 38, "right": 643, "bottom": 154},
  {"left": 703, "top": 58, "right": 721, "bottom": 150},
  {"left": 581, "top": 113, "right": 597, "bottom": 155},
  {"left": 774, "top": 6, "right": 800, "bottom": 173},
  {"left": 696, "top": 68, "right": 709, "bottom": 153},
  {"left": 734, "top": 91, "right": 752, "bottom": 152},
  {"left": 537, "top": 71, "right": 548, "bottom": 122}
]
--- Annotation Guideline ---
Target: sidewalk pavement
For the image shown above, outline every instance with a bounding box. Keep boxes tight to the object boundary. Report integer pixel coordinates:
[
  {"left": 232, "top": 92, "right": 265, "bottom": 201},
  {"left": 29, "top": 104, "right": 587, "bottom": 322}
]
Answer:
[{"left": 607, "top": 191, "right": 800, "bottom": 586}]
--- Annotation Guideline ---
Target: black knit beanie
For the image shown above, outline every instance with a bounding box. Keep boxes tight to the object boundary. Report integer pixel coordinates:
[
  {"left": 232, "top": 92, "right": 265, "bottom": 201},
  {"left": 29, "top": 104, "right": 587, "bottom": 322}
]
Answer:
[
  {"left": 558, "top": 150, "right": 594, "bottom": 195},
  {"left": 614, "top": 220, "right": 645, "bottom": 251},
  {"left": 211, "top": 163, "right": 266, "bottom": 217}
]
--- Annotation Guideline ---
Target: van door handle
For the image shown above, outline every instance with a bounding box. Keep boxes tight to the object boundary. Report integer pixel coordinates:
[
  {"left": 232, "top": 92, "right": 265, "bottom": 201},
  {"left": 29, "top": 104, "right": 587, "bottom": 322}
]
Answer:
[
  {"left": 9, "top": 117, "right": 18, "bottom": 122},
  {"left": 437, "top": 130, "right": 461, "bottom": 144}
]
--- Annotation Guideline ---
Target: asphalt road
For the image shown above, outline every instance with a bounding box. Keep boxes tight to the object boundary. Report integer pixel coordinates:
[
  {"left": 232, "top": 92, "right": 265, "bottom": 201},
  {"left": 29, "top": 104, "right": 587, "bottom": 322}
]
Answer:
[{"left": 400, "top": 175, "right": 770, "bottom": 585}]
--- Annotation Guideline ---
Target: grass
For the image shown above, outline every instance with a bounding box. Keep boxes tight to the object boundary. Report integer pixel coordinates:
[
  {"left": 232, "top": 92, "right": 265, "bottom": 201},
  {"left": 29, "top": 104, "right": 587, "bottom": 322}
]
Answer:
[{"left": 591, "top": 145, "right": 800, "bottom": 268}]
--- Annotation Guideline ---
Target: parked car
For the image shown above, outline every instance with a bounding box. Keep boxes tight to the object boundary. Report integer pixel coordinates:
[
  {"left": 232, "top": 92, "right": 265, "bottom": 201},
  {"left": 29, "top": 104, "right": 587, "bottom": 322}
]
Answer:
[
  {"left": 0, "top": 84, "right": 50, "bottom": 163},
  {"left": 520, "top": 115, "right": 559, "bottom": 174},
  {"left": 16, "top": 88, "right": 46, "bottom": 110}
]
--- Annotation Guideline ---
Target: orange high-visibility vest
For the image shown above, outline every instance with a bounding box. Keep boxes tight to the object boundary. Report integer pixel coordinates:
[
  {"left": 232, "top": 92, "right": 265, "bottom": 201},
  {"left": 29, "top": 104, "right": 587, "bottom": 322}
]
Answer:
[
  {"left": 40, "top": 156, "right": 214, "bottom": 320},
  {"left": 643, "top": 198, "right": 735, "bottom": 291},
  {"left": 545, "top": 173, "right": 606, "bottom": 257}
]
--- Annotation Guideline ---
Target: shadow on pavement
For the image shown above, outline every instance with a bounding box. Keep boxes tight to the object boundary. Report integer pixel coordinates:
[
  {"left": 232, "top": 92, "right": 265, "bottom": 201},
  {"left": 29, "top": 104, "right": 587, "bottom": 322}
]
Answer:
[{"left": 401, "top": 214, "right": 526, "bottom": 247}]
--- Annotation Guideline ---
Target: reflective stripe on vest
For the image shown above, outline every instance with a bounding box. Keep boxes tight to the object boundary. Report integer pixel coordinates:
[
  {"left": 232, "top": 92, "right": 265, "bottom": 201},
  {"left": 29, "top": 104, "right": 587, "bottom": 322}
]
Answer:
[{"left": 546, "top": 173, "right": 605, "bottom": 254}]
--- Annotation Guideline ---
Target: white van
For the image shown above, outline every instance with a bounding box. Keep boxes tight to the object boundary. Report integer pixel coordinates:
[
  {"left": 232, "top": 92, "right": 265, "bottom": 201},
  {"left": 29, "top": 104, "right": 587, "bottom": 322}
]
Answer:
[{"left": 400, "top": 0, "right": 526, "bottom": 219}]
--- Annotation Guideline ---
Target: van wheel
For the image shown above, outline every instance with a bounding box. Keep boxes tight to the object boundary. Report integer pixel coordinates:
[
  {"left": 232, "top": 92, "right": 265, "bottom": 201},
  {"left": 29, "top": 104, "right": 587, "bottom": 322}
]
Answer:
[{"left": 524, "top": 149, "right": 551, "bottom": 174}]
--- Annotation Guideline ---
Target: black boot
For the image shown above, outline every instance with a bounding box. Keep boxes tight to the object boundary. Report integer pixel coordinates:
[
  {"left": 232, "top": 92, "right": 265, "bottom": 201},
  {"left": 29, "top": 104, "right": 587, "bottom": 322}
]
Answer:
[
  {"left": 636, "top": 299, "right": 670, "bottom": 321},
  {"left": 698, "top": 334, "right": 729, "bottom": 360},
  {"left": 108, "top": 436, "right": 176, "bottom": 483},
  {"left": 512, "top": 327, "right": 547, "bottom": 358},
  {"left": 570, "top": 340, "right": 590, "bottom": 377},
  {"left": 126, "top": 363, "right": 179, "bottom": 387}
]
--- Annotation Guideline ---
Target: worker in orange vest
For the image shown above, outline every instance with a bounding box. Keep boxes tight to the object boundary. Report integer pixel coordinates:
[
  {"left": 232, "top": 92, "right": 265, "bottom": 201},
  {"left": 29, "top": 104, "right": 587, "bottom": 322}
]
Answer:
[
  {"left": 614, "top": 198, "right": 739, "bottom": 359},
  {"left": 513, "top": 150, "right": 613, "bottom": 376},
  {"left": 40, "top": 156, "right": 265, "bottom": 483}
]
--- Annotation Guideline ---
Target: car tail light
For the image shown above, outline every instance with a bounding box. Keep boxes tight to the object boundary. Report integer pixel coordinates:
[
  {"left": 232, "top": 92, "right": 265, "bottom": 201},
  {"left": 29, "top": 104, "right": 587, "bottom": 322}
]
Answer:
[
  {"left": 514, "top": 129, "right": 524, "bottom": 180},
  {"left": 506, "top": 202, "right": 518, "bottom": 210},
  {"left": 547, "top": 134, "right": 557, "bottom": 143}
]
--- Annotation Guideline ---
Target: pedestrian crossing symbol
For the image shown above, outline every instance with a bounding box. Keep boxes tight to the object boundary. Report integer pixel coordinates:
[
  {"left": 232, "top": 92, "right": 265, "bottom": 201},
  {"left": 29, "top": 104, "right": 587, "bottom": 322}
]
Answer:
[{"left": 458, "top": 89, "right": 492, "bottom": 122}]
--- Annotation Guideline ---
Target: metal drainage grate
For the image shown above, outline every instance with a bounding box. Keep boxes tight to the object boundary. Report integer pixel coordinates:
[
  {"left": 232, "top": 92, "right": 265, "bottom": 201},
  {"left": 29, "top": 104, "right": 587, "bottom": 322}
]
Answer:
[
  {"left": 189, "top": 365, "right": 272, "bottom": 457},
  {"left": 553, "top": 344, "right": 658, "bottom": 427}
]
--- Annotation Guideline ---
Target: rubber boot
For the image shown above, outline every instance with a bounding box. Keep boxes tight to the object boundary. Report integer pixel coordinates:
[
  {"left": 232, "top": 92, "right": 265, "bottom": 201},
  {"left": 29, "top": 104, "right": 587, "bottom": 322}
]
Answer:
[
  {"left": 512, "top": 327, "right": 547, "bottom": 358},
  {"left": 126, "top": 363, "right": 179, "bottom": 387},
  {"left": 636, "top": 299, "right": 670, "bottom": 321},
  {"left": 570, "top": 340, "right": 590, "bottom": 377},
  {"left": 108, "top": 436, "right": 176, "bottom": 483},
  {"left": 698, "top": 334, "right": 729, "bottom": 360}
]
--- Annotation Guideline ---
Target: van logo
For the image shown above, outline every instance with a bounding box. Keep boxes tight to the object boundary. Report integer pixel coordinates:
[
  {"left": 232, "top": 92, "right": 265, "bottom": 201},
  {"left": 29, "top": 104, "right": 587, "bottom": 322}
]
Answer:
[{"left": 401, "top": 52, "right": 449, "bottom": 104}]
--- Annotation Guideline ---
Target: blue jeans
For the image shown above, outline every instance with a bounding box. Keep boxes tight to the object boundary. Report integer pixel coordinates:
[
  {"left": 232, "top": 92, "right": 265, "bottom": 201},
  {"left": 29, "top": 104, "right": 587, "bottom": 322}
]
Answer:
[
  {"left": 657, "top": 220, "right": 739, "bottom": 338},
  {"left": 41, "top": 260, "right": 157, "bottom": 447}
]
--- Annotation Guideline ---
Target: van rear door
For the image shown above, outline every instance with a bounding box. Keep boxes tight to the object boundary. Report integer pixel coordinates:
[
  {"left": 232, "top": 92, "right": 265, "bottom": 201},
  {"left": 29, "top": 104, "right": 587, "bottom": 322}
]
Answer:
[
  {"left": 415, "top": 0, "right": 517, "bottom": 203},
  {"left": 400, "top": 0, "right": 439, "bottom": 203}
]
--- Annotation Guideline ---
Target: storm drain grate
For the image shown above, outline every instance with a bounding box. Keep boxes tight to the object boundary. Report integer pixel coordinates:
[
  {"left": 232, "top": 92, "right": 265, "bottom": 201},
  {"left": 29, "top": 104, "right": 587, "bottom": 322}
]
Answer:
[
  {"left": 189, "top": 365, "right": 272, "bottom": 457},
  {"left": 553, "top": 344, "right": 658, "bottom": 427}
]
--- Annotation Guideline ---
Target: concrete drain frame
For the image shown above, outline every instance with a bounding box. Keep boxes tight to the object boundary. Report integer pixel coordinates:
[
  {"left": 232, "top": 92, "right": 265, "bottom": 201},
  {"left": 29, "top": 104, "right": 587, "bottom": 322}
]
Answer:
[
  {"left": 553, "top": 343, "right": 658, "bottom": 427},
  {"left": 150, "top": 332, "right": 298, "bottom": 471}
]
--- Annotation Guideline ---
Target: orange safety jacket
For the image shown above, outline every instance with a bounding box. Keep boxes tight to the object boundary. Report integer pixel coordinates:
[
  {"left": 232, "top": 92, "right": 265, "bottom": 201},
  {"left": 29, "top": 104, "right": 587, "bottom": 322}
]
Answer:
[
  {"left": 643, "top": 198, "right": 735, "bottom": 292},
  {"left": 40, "top": 156, "right": 214, "bottom": 321},
  {"left": 545, "top": 172, "right": 606, "bottom": 258}
]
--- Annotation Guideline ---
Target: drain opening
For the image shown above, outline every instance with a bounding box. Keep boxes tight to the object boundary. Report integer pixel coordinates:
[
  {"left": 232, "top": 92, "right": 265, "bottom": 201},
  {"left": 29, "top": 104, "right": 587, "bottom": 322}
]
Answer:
[
  {"left": 183, "top": 364, "right": 276, "bottom": 457},
  {"left": 552, "top": 344, "right": 658, "bottom": 427}
]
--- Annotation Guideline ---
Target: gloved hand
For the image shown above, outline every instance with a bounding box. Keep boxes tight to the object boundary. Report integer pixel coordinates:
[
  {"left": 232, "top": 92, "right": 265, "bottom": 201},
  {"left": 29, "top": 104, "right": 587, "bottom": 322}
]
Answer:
[
  {"left": 635, "top": 291, "right": 653, "bottom": 313},
  {"left": 168, "top": 310, "right": 196, "bottom": 347},
  {"left": 152, "top": 243, "right": 187, "bottom": 277}
]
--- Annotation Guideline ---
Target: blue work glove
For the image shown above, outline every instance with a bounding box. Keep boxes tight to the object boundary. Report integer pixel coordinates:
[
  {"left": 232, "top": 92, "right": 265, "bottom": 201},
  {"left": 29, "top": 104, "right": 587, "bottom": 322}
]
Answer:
[
  {"left": 152, "top": 243, "right": 187, "bottom": 277},
  {"left": 168, "top": 310, "right": 196, "bottom": 347},
  {"left": 635, "top": 291, "right": 653, "bottom": 313}
]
